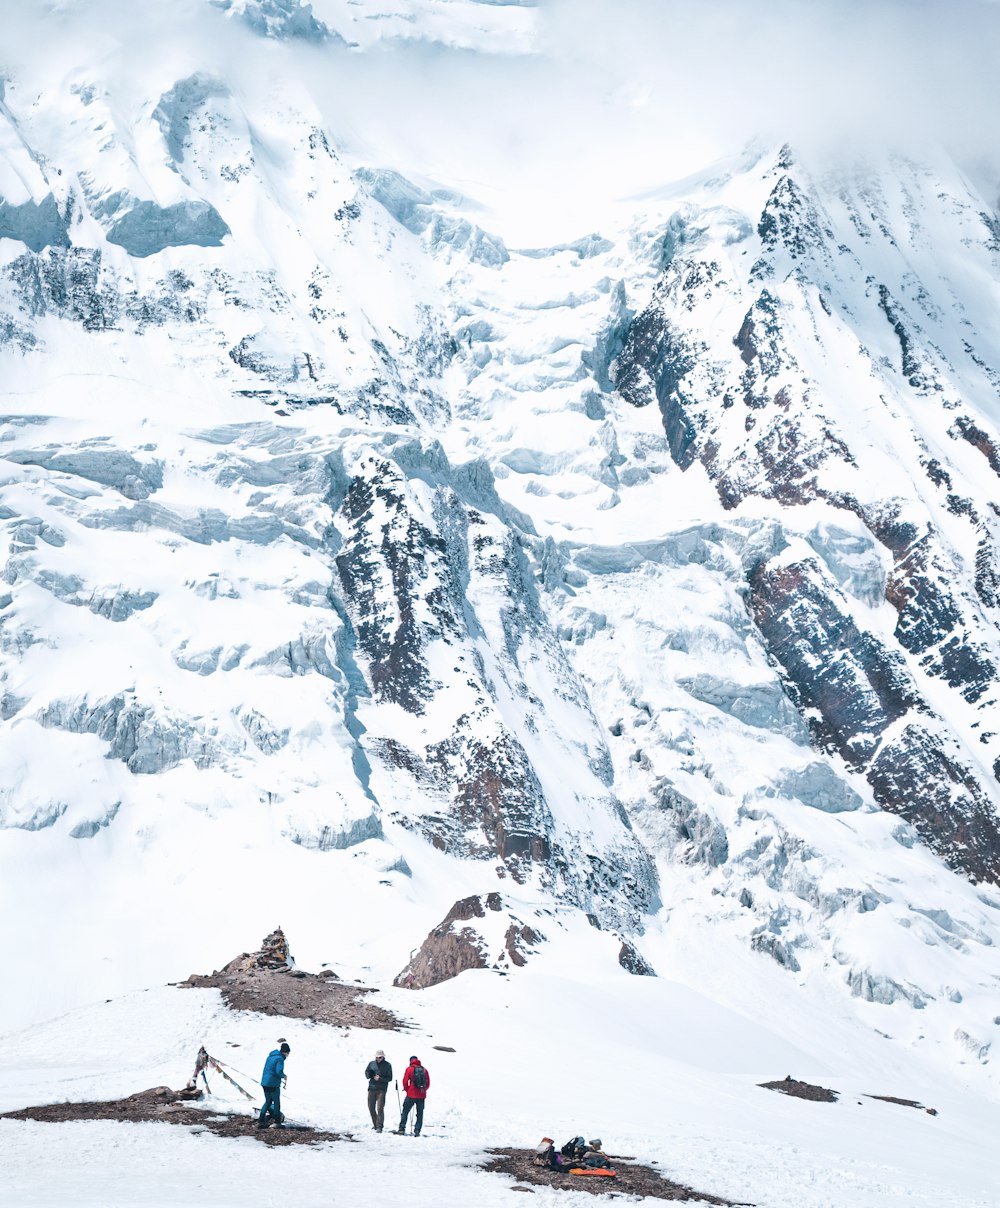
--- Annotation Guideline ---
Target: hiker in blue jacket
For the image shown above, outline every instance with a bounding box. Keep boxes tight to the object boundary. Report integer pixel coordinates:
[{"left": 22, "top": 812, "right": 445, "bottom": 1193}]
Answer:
[{"left": 258, "top": 1042, "right": 290, "bottom": 1128}]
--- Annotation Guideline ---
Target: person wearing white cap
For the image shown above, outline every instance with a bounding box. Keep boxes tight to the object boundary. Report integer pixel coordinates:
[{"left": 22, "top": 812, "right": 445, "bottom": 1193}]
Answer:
[{"left": 364, "top": 1049, "right": 393, "bottom": 1131}]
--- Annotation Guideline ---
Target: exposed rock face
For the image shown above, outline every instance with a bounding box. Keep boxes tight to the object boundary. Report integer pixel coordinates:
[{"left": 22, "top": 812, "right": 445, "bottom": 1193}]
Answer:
[
  {"left": 0, "top": 194, "right": 70, "bottom": 252},
  {"left": 332, "top": 447, "right": 657, "bottom": 920},
  {"left": 618, "top": 940, "right": 656, "bottom": 976},
  {"left": 213, "top": 0, "right": 344, "bottom": 45},
  {"left": 614, "top": 146, "right": 1000, "bottom": 886},
  {"left": 393, "top": 894, "right": 544, "bottom": 989},
  {"left": 357, "top": 169, "right": 510, "bottom": 268},
  {"left": 103, "top": 199, "right": 230, "bottom": 258}
]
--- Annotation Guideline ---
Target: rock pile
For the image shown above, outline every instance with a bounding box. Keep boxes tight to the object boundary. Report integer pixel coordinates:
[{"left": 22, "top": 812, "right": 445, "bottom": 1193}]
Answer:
[
  {"left": 216, "top": 926, "right": 293, "bottom": 975},
  {"left": 179, "top": 929, "right": 404, "bottom": 1030}
]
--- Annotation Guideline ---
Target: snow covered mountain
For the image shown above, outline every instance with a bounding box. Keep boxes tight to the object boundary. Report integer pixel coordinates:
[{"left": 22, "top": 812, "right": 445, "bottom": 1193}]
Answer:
[{"left": 2, "top": 0, "right": 1000, "bottom": 1118}]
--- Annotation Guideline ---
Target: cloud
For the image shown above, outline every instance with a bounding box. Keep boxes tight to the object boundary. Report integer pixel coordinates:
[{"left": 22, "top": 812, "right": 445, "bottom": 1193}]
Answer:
[
  {"left": 309, "top": 0, "right": 1000, "bottom": 233},
  {"left": 3, "top": 0, "right": 999, "bottom": 240},
  {"left": 537, "top": 0, "right": 1000, "bottom": 157}
]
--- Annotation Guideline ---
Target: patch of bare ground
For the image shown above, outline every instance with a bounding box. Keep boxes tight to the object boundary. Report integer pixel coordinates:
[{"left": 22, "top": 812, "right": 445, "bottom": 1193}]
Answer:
[
  {"left": 482, "top": 1149, "right": 749, "bottom": 1204},
  {"left": 179, "top": 965, "right": 405, "bottom": 1030},
  {"left": 175, "top": 929, "right": 406, "bottom": 1031},
  {"left": 0, "top": 1087, "right": 347, "bottom": 1147},
  {"left": 758, "top": 1076, "right": 839, "bottom": 1103},
  {"left": 864, "top": 1094, "right": 938, "bottom": 1115}
]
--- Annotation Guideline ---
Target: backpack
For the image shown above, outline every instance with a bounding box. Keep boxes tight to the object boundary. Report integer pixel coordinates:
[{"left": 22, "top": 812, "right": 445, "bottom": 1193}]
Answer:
[{"left": 411, "top": 1065, "right": 428, "bottom": 1091}]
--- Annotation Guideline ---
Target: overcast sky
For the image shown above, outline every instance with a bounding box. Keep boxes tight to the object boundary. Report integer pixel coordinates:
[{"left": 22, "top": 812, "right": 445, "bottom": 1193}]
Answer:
[{"left": 5, "top": 0, "right": 1000, "bottom": 240}]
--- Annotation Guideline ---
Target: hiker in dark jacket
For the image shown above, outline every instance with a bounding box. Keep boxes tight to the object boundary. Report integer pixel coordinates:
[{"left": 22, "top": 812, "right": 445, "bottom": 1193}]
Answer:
[
  {"left": 394, "top": 1056, "right": 429, "bottom": 1135},
  {"left": 258, "top": 1042, "right": 290, "bottom": 1129},
  {"left": 364, "top": 1049, "right": 392, "bottom": 1131}
]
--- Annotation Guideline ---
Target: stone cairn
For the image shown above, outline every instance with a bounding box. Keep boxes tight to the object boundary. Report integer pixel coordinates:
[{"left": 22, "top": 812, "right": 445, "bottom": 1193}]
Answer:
[{"left": 218, "top": 926, "right": 294, "bottom": 977}]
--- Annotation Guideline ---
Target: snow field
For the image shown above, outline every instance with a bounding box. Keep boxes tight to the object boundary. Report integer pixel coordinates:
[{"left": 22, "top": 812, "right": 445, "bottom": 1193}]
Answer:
[{"left": 3, "top": 928, "right": 1000, "bottom": 1208}]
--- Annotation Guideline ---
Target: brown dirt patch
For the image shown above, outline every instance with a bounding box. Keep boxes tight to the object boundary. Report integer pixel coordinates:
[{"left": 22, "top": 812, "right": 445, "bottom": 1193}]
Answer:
[
  {"left": 0, "top": 1087, "right": 347, "bottom": 1147},
  {"left": 864, "top": 1094, "right": 938, "bottom": 1115},
  {"left": 758, "top": 1077, "right": 839, "bottom": 1103},
  {"left": 178, "top": 966, "right": 406, "bottom": 1031},
  {"left": 482, "top": 1148, "right": 749, "bottom": 1204}
]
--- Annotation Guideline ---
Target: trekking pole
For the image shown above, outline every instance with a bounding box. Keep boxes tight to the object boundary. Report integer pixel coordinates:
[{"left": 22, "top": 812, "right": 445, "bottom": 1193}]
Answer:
[{"left": 395, "top": 1080, "right": 401, "bottom": 1112}]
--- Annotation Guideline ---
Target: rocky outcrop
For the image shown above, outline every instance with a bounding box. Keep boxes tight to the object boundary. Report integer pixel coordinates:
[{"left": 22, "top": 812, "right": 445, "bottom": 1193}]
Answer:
[
  {"left": 393, "top": 894, "right": 544, "bottom": 989},
  {"left": 613, "top": 147, "right": 1000, "bottom": 887},
  {"left": 181, "top": 930, "right": 405, "bottom": 1029},
  {"left": 618, "top": 940, "right": 656, "bottom": 976},
  {"left": 334, "top": 456, "right": 441, "bottom": 714},
  {"left": 748, "top": 556, "right": 918, "bottom": 763},
  {"left": 0, "top": 194, "right": 70, "bottom": 252},
  {"left": 748, "top": 554, "right": 1000, "bottom": 883},
  {"left": 333, "top": 447, "right": 657, "bottom": 918},
  {"left": 867, "top": 510, "right": 997, "bottom": 704},
  {"left": 213, "top": 0, "right": 344, "bottom": 45},
  {"left": 103, "top": 199, "right": 230, "bottom": 258},
  {"left": 425, "top": 717, "right": 552, "bottom": 867},
  {"left": 357, "top": 169, "right": 509, "bottom": 268}
]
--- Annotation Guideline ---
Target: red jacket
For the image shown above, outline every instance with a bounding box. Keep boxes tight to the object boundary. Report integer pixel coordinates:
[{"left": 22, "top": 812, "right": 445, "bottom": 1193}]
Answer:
[{"left": 402, "top": 1058, "right": 429, "bottom": 1100}]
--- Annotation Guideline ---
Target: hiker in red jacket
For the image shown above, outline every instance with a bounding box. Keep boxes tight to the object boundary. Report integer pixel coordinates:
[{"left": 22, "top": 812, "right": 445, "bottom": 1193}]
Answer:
[{"left": 394, "top": 1056, "right": 429, "bottom": 1136}]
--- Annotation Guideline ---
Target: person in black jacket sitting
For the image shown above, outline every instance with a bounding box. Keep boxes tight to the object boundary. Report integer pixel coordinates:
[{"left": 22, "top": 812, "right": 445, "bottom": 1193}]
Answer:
[{"left": 364, "top": 1049, "right": 392, "bottom": 1131}]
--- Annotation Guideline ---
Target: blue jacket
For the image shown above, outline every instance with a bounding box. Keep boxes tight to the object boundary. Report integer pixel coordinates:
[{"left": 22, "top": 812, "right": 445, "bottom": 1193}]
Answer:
[{"left": 261, "top": 1050, "right": 286, "bottom": 1088}]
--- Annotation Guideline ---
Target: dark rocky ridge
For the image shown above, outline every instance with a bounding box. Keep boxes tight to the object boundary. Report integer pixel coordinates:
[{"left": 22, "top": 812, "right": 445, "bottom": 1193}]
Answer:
[
  {"left": 393, "top": 893, "right": 545, "bottom": 989},
  {"left": 332, "top": 448, "right": 658, "bottom": 921},
  {"left": 614, "top": 148, "right": 1000, "bottom": 885}
]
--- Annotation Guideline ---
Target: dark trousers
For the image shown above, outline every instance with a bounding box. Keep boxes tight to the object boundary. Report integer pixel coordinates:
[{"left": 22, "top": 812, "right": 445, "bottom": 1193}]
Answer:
[
  {"left": 399, "top": 1096, "right": 424, "bottom": 1135},
  {"left": 259, "top": 1085, "right": 282, "bottom": 1126},
  {"left": 368, "top": 1087, "right": 386, "bottom": 1130}
]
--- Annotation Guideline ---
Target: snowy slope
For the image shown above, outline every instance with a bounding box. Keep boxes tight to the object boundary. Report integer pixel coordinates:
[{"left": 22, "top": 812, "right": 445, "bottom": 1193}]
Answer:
[{"left": 3, "top": 928, "right": 1000, "bottom": 1208}]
